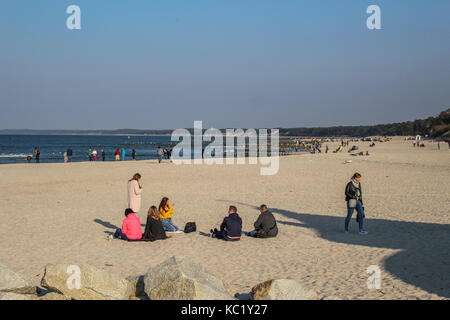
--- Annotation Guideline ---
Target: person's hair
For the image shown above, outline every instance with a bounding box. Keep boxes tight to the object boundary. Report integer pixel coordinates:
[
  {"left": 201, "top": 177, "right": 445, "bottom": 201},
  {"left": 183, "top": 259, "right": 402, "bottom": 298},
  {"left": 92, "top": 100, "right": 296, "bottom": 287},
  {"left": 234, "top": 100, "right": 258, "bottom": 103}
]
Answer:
[
  {"left": 352, "top": 172, "right": 362, "bottom": 180},
  {"left": 229, "top": 205, "right": 237, "bottom": 213},
  {"left": 129, "top": 173, "right": 141, "bottom": 182},
  {"left": 159, "top": 197, "right": 169, "bottom": 212},
  {"left": 148, "top": 206, "right": 160, "bottom": 220},
  {"left": 260, "top": 204, "right": 268, "bottom": 211},
  {"left": 124, "top": 208, "right": 134, "bottom": 217}
]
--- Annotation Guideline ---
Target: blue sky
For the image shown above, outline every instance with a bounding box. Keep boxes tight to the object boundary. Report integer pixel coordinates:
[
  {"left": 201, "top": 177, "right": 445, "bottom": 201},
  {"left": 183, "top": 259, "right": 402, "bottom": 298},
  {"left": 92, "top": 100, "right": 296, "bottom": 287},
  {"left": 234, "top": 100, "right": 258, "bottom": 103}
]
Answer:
[{"left": 0, "top": 0, "right": 449, "bottom": 130}]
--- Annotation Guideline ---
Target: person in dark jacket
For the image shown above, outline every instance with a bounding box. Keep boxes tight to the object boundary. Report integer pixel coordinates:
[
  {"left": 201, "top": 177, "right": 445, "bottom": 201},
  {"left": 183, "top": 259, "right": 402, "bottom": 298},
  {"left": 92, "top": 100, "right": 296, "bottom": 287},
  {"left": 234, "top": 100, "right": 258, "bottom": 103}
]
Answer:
[
  {"left": 344, "top": 172, "right": 368, "bottom": 235},
  {"left": 67, "top": 147, "right": 73, "bottom": 162},
  {"left": 143, "top": 206, "right": 169, "bottom": 241},
  {"left": 246, "top": 204, "right": 278, "bottom": 238},
  {"left": 211, "top": 206, "right": 242, "bottom": 241}
]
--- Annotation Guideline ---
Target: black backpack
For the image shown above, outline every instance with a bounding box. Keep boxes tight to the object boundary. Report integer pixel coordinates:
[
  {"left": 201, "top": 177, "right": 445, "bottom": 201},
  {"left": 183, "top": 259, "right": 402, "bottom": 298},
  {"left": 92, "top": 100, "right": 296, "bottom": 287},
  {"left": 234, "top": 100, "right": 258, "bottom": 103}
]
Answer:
[{"left": 184, "top": 222, "right": 197, "bottom": 233}]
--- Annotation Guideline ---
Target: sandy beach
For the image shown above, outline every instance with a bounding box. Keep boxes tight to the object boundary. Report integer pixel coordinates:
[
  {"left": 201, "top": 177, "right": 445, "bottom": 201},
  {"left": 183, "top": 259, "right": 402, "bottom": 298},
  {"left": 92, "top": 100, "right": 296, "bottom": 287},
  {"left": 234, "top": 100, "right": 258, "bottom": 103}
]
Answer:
[{"left": 0, "top": 137, "right": 448, "bottom": 300}]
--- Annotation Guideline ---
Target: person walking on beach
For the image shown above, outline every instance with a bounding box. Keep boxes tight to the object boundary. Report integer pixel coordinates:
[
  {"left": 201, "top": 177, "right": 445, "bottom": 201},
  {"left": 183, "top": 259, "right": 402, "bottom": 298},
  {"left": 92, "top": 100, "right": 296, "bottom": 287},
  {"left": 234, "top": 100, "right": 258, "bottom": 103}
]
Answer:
[
  {"left": 67, "top": 147, "right": 73, "bottom": 162},
  {"left": 127, "top": 173, "right": 143, "bottom": 214},
  {"left": 143, "top": 206, "right": 170, "bottom": 241},
  {"left": 115, "top": 149, "right": 120, "bottom": 161},
  {"left": 121, "top": 148, "right": 126, "bottom": 161},
  {"left": 34, "top": 147, "right": 40, "bottom": 163},
  {"left": 101, "top": 149, "right": 106, "bottom": 161},
  {"left": 159, "top": 197, "right": 181, "bottom": 233},
  {"left": 88, "top": 148, "right": 93, "bottom": 161},
  {"left": 344, "top": 173, "right": 368, "bottom": 235},
  {"left": 437, "top": 142, "right": 440, "bottom": 150},
  {"left": 132, "top": 149, "right": 136, "bottom": 160},
  {"left": 210, "top": 206, "right": 242, "bottom": 241},
  {"left": 92, "top": 149, "right": 98, "bottom": 161},
  {"left": 246, "top": 205, "right": 278, "bottom": 238},
  {"left": 63, "top": 151, "right": 68, "bottom": 163},
  {"left": 157, "top": 147, "right": 163, "bottom": 163}
]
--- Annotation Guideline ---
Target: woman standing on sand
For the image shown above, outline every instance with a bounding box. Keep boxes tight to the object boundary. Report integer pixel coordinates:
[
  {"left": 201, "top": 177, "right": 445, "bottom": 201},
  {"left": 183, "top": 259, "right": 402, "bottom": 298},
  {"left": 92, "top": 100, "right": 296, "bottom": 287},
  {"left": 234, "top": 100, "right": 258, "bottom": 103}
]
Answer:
[
  {"left": 128, "top": 173, "right": 143, "bottom": 213},
  {"left": 344, "top": 173, "right": 368, "bottom": 235}
]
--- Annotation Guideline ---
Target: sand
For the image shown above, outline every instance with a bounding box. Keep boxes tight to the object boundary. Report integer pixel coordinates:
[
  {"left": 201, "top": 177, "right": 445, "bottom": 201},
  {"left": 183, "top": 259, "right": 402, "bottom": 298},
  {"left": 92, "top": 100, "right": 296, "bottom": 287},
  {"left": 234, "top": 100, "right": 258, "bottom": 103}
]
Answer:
[{"left": 0, "top": 137, "right": 449, "bottom": 300}]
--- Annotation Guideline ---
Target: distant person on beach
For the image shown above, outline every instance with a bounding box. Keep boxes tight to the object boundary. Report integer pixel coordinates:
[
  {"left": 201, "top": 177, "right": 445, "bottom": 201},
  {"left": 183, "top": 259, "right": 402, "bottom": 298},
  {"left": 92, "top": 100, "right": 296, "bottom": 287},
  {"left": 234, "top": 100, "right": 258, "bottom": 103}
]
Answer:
[
  {"left": 157, "top": 147, "right": 163, "bottom": 163},
  {"left": 92, "top": 149, "right": 98, "bottom": 161},
  {"left": 143, "top": 206, "right": 169, "bottom": 241},
  {"left": 113, "top": 208, "right": 142, "bottom": 240},
  {"left": 246, "top": 205, "right": 278, "bottom": 238},
  {"left": 437, "top": 142, "right": 440, "bottom": 150},
  {"left": 325, "top": 145, "right": 329, "bottom": 153},
  {"left": 210, "top": 206, "right": 242, "bottom": 241},
  {"left": 132, "top": 149, "right": 136, "bottom": 160},
  {"left": 121, "top": 148, "right": 126, "bottom": 161},
  {"left": 88, "top": 148, "right": 93, "bottom": 161},
  {"left": 34, "top": 148, "right": 40, "bottom": 163},
  {"left": 159, "top": 197, "right": 181, "bottom": 233},
  {"left": 115, "top": 149, "right": 120, "bottom": 161},
  {"left": 163, "top": 148, "right": 168, "bottom": 159},
  {"left": 67, "top": 147, "right": 72, "bottom": 162},
  {"left": 128, "top": 173, "right": 143, "bottom": 213},
  {"left": 101, "top": 149, "right": 106, "bottom": 161},
  {"left": 344, "top": 173, "right": 368, "bottom": 235},
  {"left": 27, "top": 155, "right": 32, "bottom": 163},
  {"left": 168, "top": 149, "right": 172, "bottom": 162},
  {"left": 63, "top": 151, "right": 68, "bottom": 163}
]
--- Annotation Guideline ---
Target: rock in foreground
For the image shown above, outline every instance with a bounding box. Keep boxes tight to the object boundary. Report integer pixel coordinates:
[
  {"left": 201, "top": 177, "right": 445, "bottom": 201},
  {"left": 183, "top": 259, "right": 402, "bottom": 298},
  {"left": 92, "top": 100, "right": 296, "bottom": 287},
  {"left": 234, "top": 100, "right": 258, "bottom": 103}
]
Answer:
[
  {"left": 0, "top": 263, "right": 36, "bottom": 295},
  {"left": 144, "top": 256, "right": 234, "bottom": 300},
  {"left": 251, "top": 278, "right": 318, "bottom": 300},
  {"left": 41, "top": 263, "right": 132, "bottom": 300}
]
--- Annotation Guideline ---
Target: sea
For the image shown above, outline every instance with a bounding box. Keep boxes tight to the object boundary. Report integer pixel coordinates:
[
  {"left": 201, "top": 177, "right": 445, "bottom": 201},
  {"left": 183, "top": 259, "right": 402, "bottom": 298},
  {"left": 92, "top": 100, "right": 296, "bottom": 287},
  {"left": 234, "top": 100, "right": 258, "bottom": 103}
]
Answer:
[{"left": 0, "top": 135, "right": 174, "bottom": 164}]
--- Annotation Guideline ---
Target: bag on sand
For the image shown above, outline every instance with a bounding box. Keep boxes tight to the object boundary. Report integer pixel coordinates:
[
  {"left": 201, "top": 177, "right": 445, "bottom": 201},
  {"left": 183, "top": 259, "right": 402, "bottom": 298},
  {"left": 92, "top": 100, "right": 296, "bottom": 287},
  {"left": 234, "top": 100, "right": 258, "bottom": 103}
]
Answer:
[{"left": 184, "top": 222, "right": 197, "bottom": 233}]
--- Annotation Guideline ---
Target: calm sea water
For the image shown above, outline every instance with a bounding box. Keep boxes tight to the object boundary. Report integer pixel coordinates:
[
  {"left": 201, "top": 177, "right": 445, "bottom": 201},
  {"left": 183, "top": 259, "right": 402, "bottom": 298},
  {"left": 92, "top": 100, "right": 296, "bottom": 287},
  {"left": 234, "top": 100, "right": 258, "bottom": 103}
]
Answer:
[{"left": 0, "top": 135, "right": 173, "bottom": 164}]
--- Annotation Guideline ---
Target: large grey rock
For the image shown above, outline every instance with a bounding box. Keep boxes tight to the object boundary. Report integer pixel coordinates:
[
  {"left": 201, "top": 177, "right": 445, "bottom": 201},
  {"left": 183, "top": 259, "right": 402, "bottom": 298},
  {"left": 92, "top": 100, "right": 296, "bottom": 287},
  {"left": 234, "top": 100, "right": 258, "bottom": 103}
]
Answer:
[
  {"left": 0, "top": 263, "right": 36, "bottom": 295},
  {"left": 41, "top": 263, "right": 132, "bottom": 300},
  {"left": 251, "top": 278, "right": 318, "bottom": 300},
  {"left": 144, "top": 256, "right": 234, "bottom": 300}
]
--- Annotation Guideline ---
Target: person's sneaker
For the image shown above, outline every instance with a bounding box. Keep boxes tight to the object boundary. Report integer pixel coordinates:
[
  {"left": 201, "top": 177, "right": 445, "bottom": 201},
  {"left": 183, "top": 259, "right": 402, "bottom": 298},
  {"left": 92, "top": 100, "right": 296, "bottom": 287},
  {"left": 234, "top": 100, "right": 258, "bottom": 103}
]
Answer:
[{"left": 359, "top": 230, "right": 368, "bottom": 235}]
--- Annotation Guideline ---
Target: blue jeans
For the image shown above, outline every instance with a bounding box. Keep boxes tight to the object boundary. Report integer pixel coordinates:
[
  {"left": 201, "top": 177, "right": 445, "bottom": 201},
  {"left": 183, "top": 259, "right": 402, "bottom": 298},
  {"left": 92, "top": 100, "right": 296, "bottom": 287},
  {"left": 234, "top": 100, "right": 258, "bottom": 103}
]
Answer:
[
  {"left": 161, "top": 218, "right": 179, "bottom": 232},
  {"left": 246, "top": 230, "right": 258, "bottom": 237},
  {"left": 114, "top": 228, "right": 128, "bottom": 240},
  {"left": 345, "top": 200, "right": 364, "bottom": 232}
]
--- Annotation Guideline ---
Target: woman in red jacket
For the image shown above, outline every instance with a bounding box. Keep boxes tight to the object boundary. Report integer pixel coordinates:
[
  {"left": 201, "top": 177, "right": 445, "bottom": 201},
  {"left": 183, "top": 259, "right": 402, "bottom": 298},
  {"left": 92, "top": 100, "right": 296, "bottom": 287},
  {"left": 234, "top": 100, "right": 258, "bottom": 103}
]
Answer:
[{"left": 113, "top": 208, "right": 142, "bottom": 240}]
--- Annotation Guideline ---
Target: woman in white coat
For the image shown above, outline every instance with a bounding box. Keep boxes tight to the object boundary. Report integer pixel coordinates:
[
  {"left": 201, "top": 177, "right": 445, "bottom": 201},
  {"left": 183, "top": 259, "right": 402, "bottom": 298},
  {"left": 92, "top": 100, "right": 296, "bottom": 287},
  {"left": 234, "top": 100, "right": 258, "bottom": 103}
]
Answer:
[{"left": 128, "top": 173, "right": 143, "bottom": 213}]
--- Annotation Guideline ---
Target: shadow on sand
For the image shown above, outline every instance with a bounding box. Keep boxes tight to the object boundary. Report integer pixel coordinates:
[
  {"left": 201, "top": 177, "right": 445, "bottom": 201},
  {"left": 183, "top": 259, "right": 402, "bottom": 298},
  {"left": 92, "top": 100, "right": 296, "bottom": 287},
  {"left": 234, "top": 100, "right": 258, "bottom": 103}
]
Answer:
[{"left": 219, "top": 201, "right": 450, "bottom": 298}]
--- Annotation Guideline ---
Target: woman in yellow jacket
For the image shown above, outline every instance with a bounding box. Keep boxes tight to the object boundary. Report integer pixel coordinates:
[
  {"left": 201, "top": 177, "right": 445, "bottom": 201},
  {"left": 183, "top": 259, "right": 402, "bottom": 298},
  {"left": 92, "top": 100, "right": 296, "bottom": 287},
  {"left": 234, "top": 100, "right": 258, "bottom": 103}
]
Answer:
[{"left": 159, "top": 197, "right": 182, "bottom": 233}]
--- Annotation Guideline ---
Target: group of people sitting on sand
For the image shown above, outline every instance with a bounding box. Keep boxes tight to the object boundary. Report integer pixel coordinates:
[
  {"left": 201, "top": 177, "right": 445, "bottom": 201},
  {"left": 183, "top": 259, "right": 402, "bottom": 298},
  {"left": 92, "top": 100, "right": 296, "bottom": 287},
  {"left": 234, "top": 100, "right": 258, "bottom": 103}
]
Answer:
[
  {"left": 112, "top": 170, "right": 368, "bottom": 241},
  {"left": 112, "top": 173, "right": 279, "bottom": 242}
]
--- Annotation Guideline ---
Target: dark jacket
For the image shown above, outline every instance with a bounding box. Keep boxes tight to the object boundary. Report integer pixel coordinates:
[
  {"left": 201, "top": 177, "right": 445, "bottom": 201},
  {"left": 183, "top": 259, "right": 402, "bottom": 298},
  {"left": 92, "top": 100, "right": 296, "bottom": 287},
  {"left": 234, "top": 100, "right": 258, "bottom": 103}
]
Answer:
[
  {"left": 143, "top": 217, "right": 167, "bottom": 241},
  {"left": 220, "top": 213, "right": 242, "bottom": 237},
  {"left": 345, "top": 181, "right": 363, "bottom": 204},
  {"left": 254, "top": 210, "right": 278, "bottom": 238},
  {"left": 67, "top": 149, "right": 72, "bottom": 156}
]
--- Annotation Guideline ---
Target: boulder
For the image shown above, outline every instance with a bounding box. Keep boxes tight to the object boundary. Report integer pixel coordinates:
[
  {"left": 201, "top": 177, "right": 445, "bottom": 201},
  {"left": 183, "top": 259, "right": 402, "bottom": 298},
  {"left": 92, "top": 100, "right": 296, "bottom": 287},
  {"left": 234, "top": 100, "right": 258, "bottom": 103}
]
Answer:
[
  {"left": 38, "top": 292, "right": 69, "bottom": 300},
  {"left": 126, "top": 275, "right": 146, "bottom": 298},
  {"left": 41, "top": 263, "right": 132, "bottom": 300},
  {"left": 0, "top": 292, "right": 36, "bottom": 300},
  {"left": 251, "top": 278, "right": 318, "bottom": 300},
  {"left": 0, "top": 263, "right": 36, "bottom": 295},
  {"left": 144, "top": 256, "right": 234, "bottom": 300}
]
